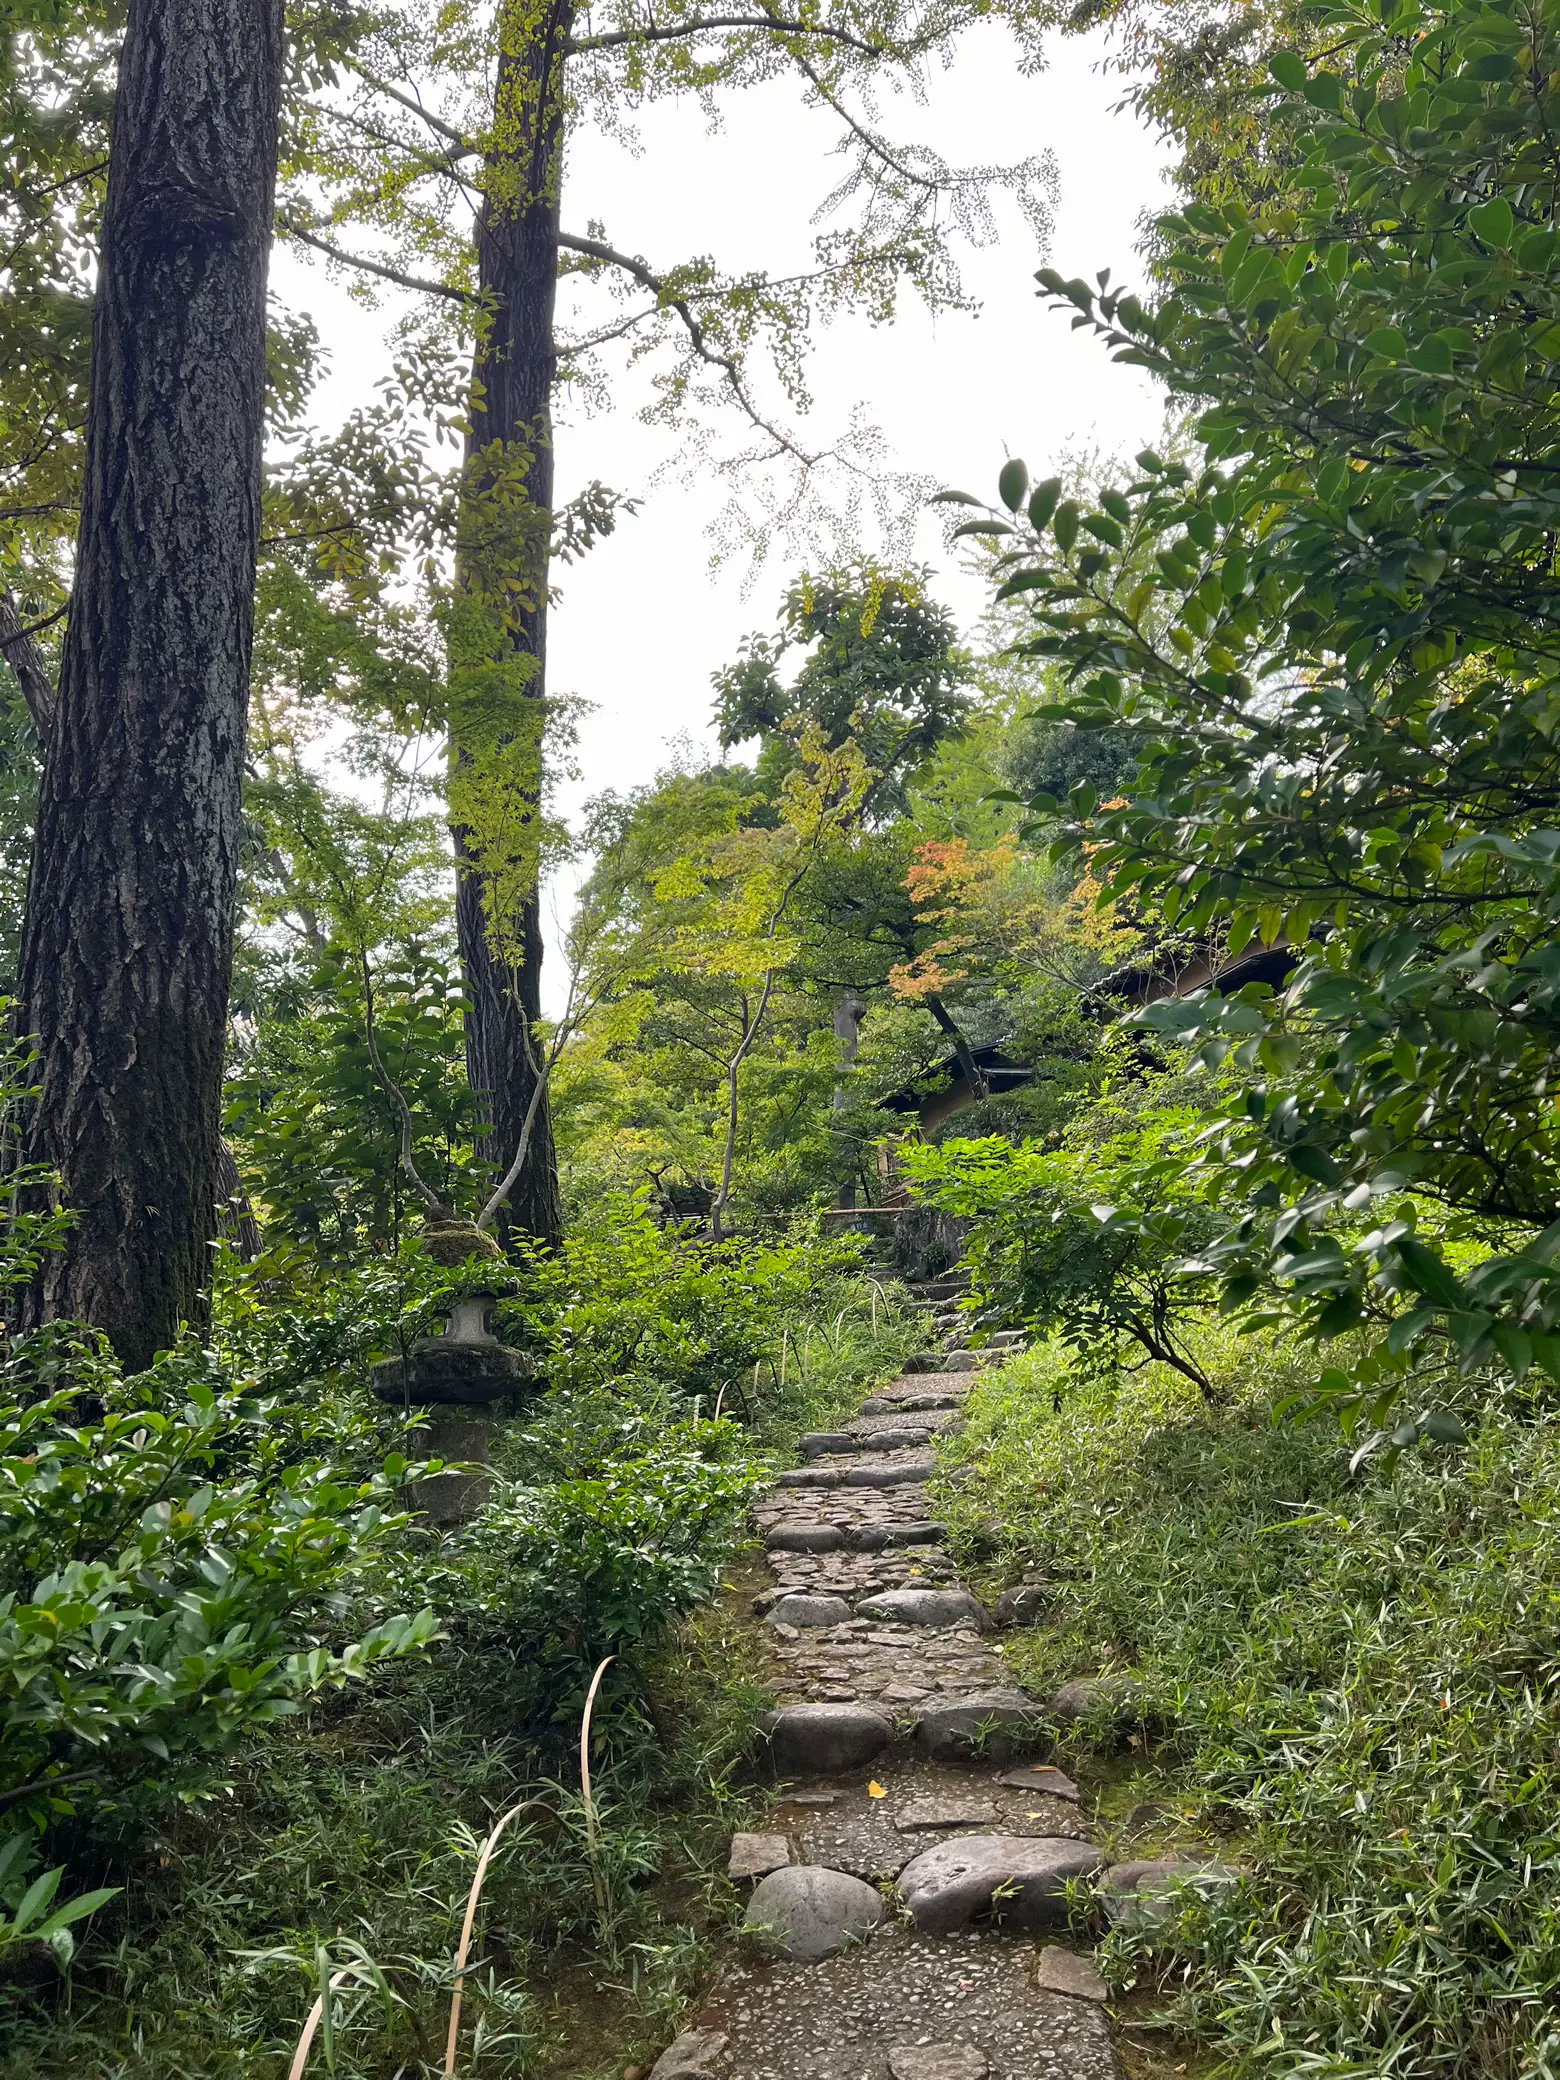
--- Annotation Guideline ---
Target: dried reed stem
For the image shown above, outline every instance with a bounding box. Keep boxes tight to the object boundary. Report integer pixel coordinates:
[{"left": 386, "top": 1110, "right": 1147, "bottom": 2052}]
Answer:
[
  {"left": 580, "top": 1653, "right": 616, "bottom": 1915},
  {"left": 288, "top": 1967, "right": 356, "bottom": 2080},
  {"left": 443, "top": 1799, "right": 547, "bottom": 2078}
]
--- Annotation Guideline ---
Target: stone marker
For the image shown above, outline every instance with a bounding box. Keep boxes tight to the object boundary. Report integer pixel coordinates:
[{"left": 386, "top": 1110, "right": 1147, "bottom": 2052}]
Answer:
[
  {"left": 1099, "top": 1858, "right": 1240, "bottom": 1928},
  {"left": 743, "top": 1865, "right": 886, "bottom": 1962},
  {"left": 726, "top": 1832, "right": 791, "bottom": 1882},
  {"left": 887, "top": 2046, "right": 990, "bottom": 2080},
  {"left": 912, "top": 1690, "right": 1044, "bottom": 1766},
  {"left": 897, "top": 1834, "right": 1103, "bottom": 1935},
  {"left": 857, "top": 1587, "right": 990, "bottom": 1631},
  {"left": 995, "top": 1763, "right": 1081, "bottom": 1801},
  {"left": 767, "top": 1593, "right": 853, "bottom": 1629},
  {"left": 765, "top": 1702, "right": 892, "bottom": 1774},
  {"left": 648, "top": 2029, "right": 729, "bottom": 2079},
  {"left": 895, "top": 1795, "right": 1000, "bottom": 1831},
  {"left": 1034, "top": 1947, "right": 1109, "bottom": 2002},
  {"left": 1049, "top": 1674, "right": 1141, "bottom": 1727}
]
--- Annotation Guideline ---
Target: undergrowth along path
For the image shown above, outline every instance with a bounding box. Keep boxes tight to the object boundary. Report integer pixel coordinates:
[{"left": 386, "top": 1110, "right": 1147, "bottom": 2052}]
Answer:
[{"left": 643, "top": 1273, "right": 1215, "bottom": 2080}]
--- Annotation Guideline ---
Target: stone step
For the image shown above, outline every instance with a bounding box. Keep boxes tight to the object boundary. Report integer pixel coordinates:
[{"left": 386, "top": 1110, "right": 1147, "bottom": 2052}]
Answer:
[
  {"left": 799, "top": 1424, "right": 942, "bottom": 1458},
  {"left": 859, "top": 1390, "right": 967, "bottom": 1415},
  {"left": 762, "top": 1518, "right": 948, "bottom": 1554},
  {"left": 667, "top": 1273, "right": 1124, "bottom": 2080},
  {"left": 663, "top": 1926, "right": 1116, "bottom": 2080}
]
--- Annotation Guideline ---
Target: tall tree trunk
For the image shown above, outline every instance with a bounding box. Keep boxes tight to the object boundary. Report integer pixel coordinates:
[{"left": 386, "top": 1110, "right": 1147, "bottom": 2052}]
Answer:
[
  {"left": 448, "top": 0, "right": 572, "bottom": 1247},
  {"left": 15, "top": 0, "right": 283, "bottom": 1372},
  {"left": 925, "top": 991, "right": 989, "bottom": 1102}
]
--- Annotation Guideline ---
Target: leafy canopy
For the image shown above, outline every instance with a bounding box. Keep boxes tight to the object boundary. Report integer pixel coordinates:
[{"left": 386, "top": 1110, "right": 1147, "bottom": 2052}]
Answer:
[{"left": 953, "top": 0, "right": 1560, "bottom": 1435}]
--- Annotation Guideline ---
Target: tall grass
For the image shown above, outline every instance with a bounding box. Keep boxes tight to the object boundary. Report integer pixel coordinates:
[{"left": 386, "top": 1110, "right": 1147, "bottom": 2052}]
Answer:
[{"left": 936, "top": 1335, "right": 1560, "bottom": 2080}]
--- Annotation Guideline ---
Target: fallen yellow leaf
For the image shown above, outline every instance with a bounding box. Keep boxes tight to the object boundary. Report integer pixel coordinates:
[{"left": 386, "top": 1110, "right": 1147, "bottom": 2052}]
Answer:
[{"left": 868, "top": 1780, "right": 887, "bottom": 1799}]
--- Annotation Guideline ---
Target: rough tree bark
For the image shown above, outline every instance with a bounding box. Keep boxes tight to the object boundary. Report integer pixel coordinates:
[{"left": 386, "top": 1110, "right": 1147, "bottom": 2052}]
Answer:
[
  {"left": 15, "top": 0, "right": 284, "bottom": 1371},
  {"left": 449, "top": 0, "right": 572, "bottom": 1247},
  {"left": 0, "top": 593, "right": 56, "bottom": 740}
]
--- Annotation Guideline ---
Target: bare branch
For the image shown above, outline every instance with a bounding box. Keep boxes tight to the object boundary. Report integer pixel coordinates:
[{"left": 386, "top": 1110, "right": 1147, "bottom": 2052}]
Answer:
[
  {"left": 566, "top": 13, "right": 882, "bottom": 56},
  {"left": 349, "top": 68, "right": 477, "bottom": 152},
  {"left": 279, "top": 216, "right": 476, "bottom": 304},
  {"left": 788, "top": 48, "right": 941, "bottom": 192},
  {"left": 558, "top": 231, "right": 819, "bottom": 464}
]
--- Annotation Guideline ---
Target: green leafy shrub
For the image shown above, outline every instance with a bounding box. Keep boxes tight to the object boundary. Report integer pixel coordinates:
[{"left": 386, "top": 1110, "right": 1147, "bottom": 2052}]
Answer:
[
  {"left": 0, "top": 1329, "right": 437, "bottom": 1838},
  {"left": 473, "top": 1429, "right": 760, "bottom": 1664},
  {"left": 506, "top": 1191, "right": 906, "bottom": 1412},
  {"left": 900, "top": 1107, "right": 1226, "bottom": 1399}
]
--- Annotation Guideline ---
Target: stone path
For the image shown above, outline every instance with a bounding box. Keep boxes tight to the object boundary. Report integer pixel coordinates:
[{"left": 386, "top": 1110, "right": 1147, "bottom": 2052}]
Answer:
[{"left": 645, "top": 1273, "right": 1144, "bottom": 2080}]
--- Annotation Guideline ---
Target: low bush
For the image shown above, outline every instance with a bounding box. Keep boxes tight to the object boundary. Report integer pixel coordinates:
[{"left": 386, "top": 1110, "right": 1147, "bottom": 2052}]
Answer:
[{"left": 0, "top": 1199, "right": 916, "bottom": 2076}]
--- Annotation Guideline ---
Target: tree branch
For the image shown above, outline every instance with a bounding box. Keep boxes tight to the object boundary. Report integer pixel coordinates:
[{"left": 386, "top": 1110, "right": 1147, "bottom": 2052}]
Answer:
[
  {"left": 350, "top": 69, "right": 476, "bottom": 152},
  {"left": 558, "top": 231, "right": 818, "bottom": 464},
  {"left": 0, "top": 588, "right": 56, "bottom": 738},
  {"left": 566, "top": 13, "right": 882, "bottom": 56},
  {"left": 279, "top": 216, "right": 476, "bottom": 304},
  {"left": 788, "top": 48, "right": 942, "bottom": 192}
]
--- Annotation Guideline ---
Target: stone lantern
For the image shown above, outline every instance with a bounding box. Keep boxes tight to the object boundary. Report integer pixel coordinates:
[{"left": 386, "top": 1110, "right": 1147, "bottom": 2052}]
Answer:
[{"left": 371, "top": 1213, "right": 537, "bottom": 1526}]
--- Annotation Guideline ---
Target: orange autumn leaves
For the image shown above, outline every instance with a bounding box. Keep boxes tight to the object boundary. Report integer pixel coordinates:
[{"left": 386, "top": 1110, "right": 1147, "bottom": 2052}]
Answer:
[{"left": 887, "top": 833, "right": 1131, "bottom": 1004}]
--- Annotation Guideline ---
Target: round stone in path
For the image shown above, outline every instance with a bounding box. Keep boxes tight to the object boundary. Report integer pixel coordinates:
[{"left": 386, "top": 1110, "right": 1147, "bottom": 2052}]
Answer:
[
  {"left": 897, "top": 1835, "right": 1104, "bottom": 1935},
  {"left": 888, "top": 2045, "right": 989, "bottom": 2080},
  {"left": 912, "top": 1691, "right": 1046, "bottom": 1766},
  {"left": 857, "top": 1587, "right": 991, "bottom": 1630},
  {"left": 1099, "top": 1857, "right": 1241, "bottom": 1929},
  {"left": 768, "top": 1593, "right": 854, "bottom": 1628},
  {"left": 743, "top": 1865, "right": 886, "bottom": 1962},
  {"left": 766, "top": 1524, "right": 846, "bottom": 1553},
  {"left": 845, "top": 1456, "right": 937, "bottom": 1488},
  {"left": 1048, "top": 1675, "right": 1141, "bottom": 1727},
  {"left": 765, "top": 1702, "right": 892, "bottom": 1773}
]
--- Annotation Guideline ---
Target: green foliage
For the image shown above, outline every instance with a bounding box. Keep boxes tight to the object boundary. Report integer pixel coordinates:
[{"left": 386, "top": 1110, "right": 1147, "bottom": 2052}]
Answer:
[
  {"left": 509, "top": 1192, "right": 902, "bottom": 1408},
  {"left": 938, "top": 1337, "right": 1560, "bottom": 2080},
  {"left": 474, "top": 1431, "right": 759, "bottom": 1665},
  {"left": 0, "top": 1837, "right": 116, "bottom": 1969},
  {"left": 900, "top": 1102, "right": 1226, "bottom": 1397},
  {"left": 227, "top": 939, "right": 485, "bottom": 1253},
  {"left": 0, "top": 1331, "right": 436, "bottom": 1840},
  {"left": 955, "top": 0, "right": 1560, "bottom": 1426},
  {"left": 714, "top": 565, "right": 971, "bottom": 819}
]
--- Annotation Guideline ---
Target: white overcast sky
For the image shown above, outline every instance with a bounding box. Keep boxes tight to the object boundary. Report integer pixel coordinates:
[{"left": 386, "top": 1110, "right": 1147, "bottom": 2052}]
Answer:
[{"left": 269, "top": 22, "right": 1174, "bottom": 998}]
